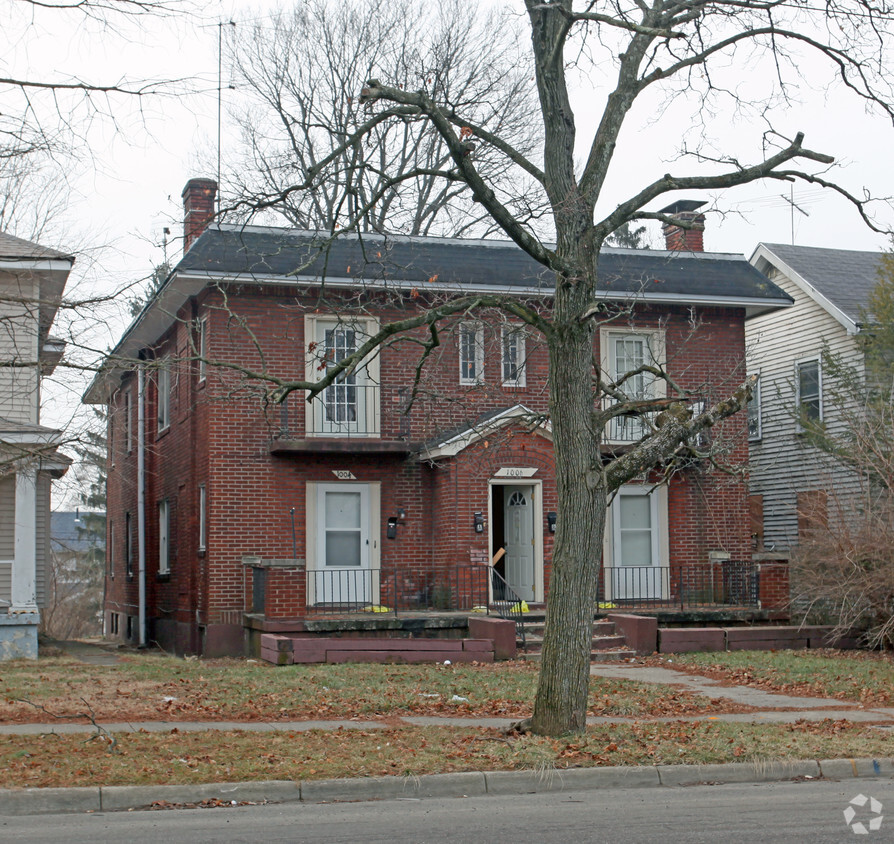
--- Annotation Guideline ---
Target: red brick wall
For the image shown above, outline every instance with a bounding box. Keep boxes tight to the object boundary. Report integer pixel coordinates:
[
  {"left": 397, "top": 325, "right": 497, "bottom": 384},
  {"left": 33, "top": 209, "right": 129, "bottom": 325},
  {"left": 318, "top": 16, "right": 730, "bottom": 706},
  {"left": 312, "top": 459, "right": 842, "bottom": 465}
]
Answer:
[{"left": 103, "top": 287, "right": 752, "bottom": 654}]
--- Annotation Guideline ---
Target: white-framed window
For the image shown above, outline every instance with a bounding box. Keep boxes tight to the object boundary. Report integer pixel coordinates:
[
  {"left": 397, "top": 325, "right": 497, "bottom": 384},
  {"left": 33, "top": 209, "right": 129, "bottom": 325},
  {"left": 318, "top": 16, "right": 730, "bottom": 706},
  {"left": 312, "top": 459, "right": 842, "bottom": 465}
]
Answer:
[
  {"left": 458, "top": 322, "right": 485, "bottom": 384},
  {"left": 197, "top": 316, "right": 208, "bottom": 384},
  {"left": 125, "top": 389, "right": 133, "bottom": 453},
  {"left": 108, "top": 521, "right": 115, "bottom": 578},
  {"left": 125, "top": 512, "right": 133, "bottom": 578},
  {"left": 158, "top": 499, "right": 170, "bottom": 575},
  {"left": 600, "top": 328, "right": 666, "bottom": 442},
  {"left": 109, "top": 401, "right": 115, "bottom": 467},
  {"left": 747, "top": 374, "right": 761, "bottom": 441},
  {"left": 796, "top": 358, "right": 822, "bottom": 426},
  {"left": 157, "top": 359, "right": 171, "bottom": 432},
  {"left": 501, "top": 325, "right": 526, "bottom": 387},
  {"left": 198, "top": 484, "right": 206, "bottom": 552},
  {"left": 304, "top": 315, "right": 380, "bottom": 437}
]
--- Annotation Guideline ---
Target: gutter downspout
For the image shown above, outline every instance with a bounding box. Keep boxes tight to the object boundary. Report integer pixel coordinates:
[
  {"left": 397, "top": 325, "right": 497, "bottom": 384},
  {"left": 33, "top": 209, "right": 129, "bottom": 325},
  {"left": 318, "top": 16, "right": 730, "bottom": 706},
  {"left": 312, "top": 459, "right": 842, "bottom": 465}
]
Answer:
[{"left": 137, "top": 362, "right": 147, "bottom": 647}]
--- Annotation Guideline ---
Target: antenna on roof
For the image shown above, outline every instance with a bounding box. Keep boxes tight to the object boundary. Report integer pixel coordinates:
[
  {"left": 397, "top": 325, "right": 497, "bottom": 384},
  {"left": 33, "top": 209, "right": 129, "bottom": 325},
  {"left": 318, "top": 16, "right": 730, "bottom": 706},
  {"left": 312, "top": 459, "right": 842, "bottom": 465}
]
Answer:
[
  {"left": 217, "top": 20, "right": 237, "bottom": 216},
  {"left": 779, "top": 186, "right": 810, "bottom": 245}
]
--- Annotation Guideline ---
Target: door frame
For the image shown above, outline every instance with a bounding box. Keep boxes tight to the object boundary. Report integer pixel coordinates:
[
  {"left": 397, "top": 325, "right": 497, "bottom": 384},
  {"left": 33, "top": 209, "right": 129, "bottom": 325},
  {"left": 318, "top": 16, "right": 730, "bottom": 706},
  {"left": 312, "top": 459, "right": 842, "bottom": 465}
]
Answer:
[
  {"left": 488, "top": 478, "right": 544, "bottom": 603},
  {"left": 305, "top": 481, "right": 381, "bottom": 606},
  {"left": 603, "top": 483, "right": 669, "bottom": 601}
]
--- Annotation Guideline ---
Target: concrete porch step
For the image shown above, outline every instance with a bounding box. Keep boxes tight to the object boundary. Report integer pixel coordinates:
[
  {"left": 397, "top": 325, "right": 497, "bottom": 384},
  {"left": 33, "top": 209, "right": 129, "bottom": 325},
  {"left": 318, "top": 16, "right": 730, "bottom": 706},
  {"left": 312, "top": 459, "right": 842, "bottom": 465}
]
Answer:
[{"left": 522, "top": 648, "right": 636, "bottom": 663}]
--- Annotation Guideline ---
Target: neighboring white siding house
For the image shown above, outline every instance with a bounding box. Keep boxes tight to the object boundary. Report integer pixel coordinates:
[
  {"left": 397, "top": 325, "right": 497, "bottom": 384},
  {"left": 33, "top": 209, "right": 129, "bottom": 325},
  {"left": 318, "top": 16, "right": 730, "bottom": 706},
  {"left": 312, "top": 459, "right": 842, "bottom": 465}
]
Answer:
[
  {"left": 0, "top": 231, "right": 72, "bottom": 659},
  {"left": 746, "top": 243, "right": 881, "bottom": 552}
]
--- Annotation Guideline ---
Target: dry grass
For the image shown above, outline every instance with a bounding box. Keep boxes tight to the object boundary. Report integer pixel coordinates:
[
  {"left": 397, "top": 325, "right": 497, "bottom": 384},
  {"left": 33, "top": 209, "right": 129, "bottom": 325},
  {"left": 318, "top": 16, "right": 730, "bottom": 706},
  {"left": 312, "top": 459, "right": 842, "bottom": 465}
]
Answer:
[
  {"left": 661, "top": 649, "right": 894, "bottom": 706},
  {"left": 1, "top": 720, "right": 889, "bottom": 790},
  {"left": 0, "top": 654, "right": 750, "bottom": 724}
]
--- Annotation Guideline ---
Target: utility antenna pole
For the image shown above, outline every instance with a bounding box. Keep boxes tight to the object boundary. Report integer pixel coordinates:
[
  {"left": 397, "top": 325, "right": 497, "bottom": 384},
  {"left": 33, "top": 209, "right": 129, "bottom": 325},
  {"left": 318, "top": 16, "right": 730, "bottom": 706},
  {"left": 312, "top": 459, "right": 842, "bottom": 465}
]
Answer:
[
  {"left": 779, "top": 186, "right": 810, "bottom": 245},
  {"left": 217, "top": 20, "right": 237, "bottom": 214}
]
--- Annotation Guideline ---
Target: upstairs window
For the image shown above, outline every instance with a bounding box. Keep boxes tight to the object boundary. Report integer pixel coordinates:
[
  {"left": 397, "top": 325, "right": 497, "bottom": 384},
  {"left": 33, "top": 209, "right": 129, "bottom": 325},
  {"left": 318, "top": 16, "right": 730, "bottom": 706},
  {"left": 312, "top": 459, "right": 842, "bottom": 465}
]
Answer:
[
  {"left": 157, "top": 360, "right": 171, "bottom": 432},
  {"left": 458, "top": 323, "right": 484, "bottom": 384},
  {"left": 796, "top": 359, "right": 822, "bottom": 426},
  {"left": 747, "top": 375, "right": 761, "bottom": 441},
  {"left": 501, "top": 325, "right": 526, "bottom": 387},
  {"left": 198, "top": 484, "right": 207, "bottom": 552},
  {"left": 197, "top": 317, "right": 208, "bottom": 384},
  {"left": 158, "top": 499, "right": 170, "bottom": 575},
  {"left": 601, "top": 329, "right": 665, "bottom": 443},
  {"left": 125, "top": 389, "right": 133, "bottom": 453}
]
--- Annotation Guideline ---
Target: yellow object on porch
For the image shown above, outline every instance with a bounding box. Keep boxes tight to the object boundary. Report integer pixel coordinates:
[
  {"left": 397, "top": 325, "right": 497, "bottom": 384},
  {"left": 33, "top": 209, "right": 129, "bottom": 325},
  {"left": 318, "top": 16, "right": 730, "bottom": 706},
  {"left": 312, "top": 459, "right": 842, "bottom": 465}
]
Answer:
[
  {"left": 509, "top": 601, "right": 530, "bottom": 614},
  {"left": 361, "top": 605, "right": 392, "bottom": 613}
]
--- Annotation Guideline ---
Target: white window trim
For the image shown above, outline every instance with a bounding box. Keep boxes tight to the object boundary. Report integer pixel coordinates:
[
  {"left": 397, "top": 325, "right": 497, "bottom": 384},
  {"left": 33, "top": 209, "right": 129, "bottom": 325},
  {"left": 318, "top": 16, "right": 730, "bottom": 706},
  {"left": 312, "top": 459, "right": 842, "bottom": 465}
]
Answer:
[
  {"left": 795, "top": 356, "right": 823, "bottom": 429},
  {"left": 197, "top": 316, "right": 208, "bottom": 383},
  {"left": 125, "top": 512, "right": 133, "bottom": 578},
  {"left": 108, "top": 521, "right": 115, "bottom": 579},
  {"left": 303, "top": 315, "right": 381, "bottom": 437},
  {"left": 599, "top": 327, "right": 666, "bottom": 444},
  {"left": 158, "top": 499, "right": 170, "bottom": 575},
  {"left": 157, "top": 359, "right": 171, "bottom": 432},
  {"left": 501, "top": 324, "right": 527, "bottom": 388},
  {"left": 305, "top": 481, "right": 381, "bottom": 606},
  {"left": 747, "top": 374, "right": 762, "bottom": 442},
  {"left": 602, "top": 484, "right": 670, "bottom": 601},
  {"left": 458, "top": 321, "right": 485, "bottom": 385},
  {"left": 125, "top": 389, "right": 133, "bottom": 453},
  {"left": 198, "top": 484, "right": 206, "bottom": 552}
]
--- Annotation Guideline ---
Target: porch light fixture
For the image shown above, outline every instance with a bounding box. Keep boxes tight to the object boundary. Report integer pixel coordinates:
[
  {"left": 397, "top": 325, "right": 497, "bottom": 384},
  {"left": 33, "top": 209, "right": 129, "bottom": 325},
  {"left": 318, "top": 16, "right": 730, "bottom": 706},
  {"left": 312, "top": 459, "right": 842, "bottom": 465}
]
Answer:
[
  {"left": 473, "top": 512, "right": 485, "bottom": 533},
  {"left": 547, "top": 512, "right": 557, "bottom": 534},
  {"left": 397, "top": 507, "right": 406, "bottom": 521},
  {"left": 387, "top": 517, "right": 398, "bottom": 539}
]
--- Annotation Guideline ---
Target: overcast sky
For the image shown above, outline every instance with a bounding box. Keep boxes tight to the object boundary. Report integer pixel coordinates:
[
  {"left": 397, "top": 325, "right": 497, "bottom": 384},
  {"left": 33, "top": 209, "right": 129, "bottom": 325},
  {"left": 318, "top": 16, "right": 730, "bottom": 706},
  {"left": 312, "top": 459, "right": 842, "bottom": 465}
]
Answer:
[{"left": 8, "top": 0, "right": 894, "bottom": 479}]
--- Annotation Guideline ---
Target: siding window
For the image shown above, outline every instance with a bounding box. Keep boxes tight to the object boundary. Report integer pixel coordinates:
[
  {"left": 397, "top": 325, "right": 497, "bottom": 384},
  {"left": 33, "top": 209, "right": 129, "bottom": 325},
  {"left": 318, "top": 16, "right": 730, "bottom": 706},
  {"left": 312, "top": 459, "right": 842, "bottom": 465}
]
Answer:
[
  {"left": 157, "top": 360, "right": 171, "bottom": 432},
  {"left": 125, "top": 512, "right": 133, "bottom": 578},
  {"left": 197, "top": 317, "right": 208, "bottom": 384},
  {"left": 158, "top": 499, "right": 170, "bottom": 575},
  {"left": 198, "top": 484, "right": 206, "bottom": 552},
  {"left": 458, "top": 323, "right": 484, "bottom": 384},
  {"left": 501, "top": 326, "right": 526, "bottom": 387},
  {"left": 747, "top": 375, "right": 761, "bottom": 441},
  {"left": 796, "top": 359, "right": 822, "bottom": 425},
  {"left": 125, "top": 390, "right": 133, "bottom": 453}
]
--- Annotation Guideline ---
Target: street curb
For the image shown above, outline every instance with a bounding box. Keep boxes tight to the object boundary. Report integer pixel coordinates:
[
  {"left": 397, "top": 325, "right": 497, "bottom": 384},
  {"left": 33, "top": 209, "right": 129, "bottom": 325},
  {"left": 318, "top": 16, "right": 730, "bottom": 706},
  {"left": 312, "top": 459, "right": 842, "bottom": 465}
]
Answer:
[{"left": 1, "top": 758, "right": 892, "bottom": 816}]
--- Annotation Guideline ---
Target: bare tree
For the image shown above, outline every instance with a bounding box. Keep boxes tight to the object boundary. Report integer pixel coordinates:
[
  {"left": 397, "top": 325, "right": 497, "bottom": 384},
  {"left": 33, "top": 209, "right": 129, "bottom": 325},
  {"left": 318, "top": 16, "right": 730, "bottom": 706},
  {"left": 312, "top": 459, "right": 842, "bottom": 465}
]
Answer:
[
  {"left": 225, "top": 0, "right": 544, "bottom": 237},
  {"left": 185, "top": 1, "right": 894, "bottom": 734}
]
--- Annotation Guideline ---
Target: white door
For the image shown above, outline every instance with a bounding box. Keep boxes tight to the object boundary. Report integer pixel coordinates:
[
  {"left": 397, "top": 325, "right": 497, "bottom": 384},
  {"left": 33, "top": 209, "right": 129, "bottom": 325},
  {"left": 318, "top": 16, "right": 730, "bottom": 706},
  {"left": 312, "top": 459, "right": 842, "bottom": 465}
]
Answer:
[
  {"left": 610, "top": 487, "right": 665, "bottom": 600},
  {"left": 315, "top": 483, "right": 371, "bottom": 604},
  {"left": 504, "top": 485, "right": 535, "bottom": 602}
]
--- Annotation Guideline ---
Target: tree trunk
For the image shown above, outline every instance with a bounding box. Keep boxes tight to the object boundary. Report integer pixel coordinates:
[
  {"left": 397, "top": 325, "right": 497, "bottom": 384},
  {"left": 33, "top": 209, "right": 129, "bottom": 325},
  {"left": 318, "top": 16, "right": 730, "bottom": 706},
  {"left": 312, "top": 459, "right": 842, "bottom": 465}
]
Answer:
[{"left": 531, "top": 261, "right": 606, "bottom": 736}]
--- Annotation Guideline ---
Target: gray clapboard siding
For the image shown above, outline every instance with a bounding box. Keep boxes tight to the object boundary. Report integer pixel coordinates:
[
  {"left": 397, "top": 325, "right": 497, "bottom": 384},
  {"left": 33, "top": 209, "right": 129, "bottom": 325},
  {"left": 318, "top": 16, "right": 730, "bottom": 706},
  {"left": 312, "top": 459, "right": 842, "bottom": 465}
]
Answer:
[
  {"left": 746, "top": 267, "right": 864, "bottom": 549},
  {"left": 0, "top": 475, "right": 14, "bottom": 560}
]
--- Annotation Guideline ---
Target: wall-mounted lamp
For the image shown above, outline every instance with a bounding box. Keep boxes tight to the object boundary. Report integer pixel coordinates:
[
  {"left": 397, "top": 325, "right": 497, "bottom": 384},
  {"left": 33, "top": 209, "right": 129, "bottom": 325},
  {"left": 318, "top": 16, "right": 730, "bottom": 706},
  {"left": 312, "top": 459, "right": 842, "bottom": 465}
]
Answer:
[
  {"left": 473, "top": 512, "right": 485, "bottom": 534},
  {"left": 397, "top": 507, "right": 406, "bottom": 521},
  {"left": 547, "top": 512, "right": 557, "bottom": 534},
  {"left": 387, "top": 517, "right": 398, "bottom": 540}
]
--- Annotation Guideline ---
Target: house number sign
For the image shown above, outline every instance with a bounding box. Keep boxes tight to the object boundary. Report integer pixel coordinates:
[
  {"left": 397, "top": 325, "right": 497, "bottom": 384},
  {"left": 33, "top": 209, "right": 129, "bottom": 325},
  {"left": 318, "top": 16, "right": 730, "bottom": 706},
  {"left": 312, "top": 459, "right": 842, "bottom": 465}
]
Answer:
[
  {"left": 332, "top": 470, "right": 357, "bottom": 480},
  {"left": 495, "top": 467, "right": 537, "bottom": 478}
]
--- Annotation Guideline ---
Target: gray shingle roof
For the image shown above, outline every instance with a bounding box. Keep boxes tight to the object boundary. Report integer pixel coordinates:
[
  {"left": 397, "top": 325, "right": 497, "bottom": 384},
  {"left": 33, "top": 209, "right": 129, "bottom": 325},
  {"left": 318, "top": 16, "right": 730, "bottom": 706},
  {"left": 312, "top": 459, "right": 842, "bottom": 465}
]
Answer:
[
  {"left": 0, "top": 231, "right": 73, "bottom": 261},
  {"left": 179, "top": 225, "right": 791, "bottom": 307},
  {"left": 758, "top": 243, "right": 884, "bottom": 323}
]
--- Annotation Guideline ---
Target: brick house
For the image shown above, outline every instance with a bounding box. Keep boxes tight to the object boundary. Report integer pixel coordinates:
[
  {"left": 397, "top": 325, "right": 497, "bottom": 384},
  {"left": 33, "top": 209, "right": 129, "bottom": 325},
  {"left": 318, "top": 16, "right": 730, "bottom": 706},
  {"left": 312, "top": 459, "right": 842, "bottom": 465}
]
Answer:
[{"left": 86, "top": 183, "right": 792, "bottom": 656}]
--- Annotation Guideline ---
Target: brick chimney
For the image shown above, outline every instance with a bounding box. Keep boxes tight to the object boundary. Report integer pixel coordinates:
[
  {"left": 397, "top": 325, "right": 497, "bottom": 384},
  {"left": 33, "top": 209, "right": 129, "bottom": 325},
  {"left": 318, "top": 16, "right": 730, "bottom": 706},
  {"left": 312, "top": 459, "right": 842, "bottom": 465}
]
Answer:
[
  {"left": 660, "top": 200, "right": 706, "bottom": 252},
  {"left": 182, "top": 178, "right": 218, "bottom": 252}
]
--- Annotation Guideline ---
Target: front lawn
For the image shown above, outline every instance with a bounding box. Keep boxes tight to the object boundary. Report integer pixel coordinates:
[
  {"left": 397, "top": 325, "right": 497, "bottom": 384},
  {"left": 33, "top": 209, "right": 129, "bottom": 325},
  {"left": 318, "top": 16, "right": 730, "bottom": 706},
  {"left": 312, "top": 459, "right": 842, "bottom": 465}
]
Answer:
[
  {"left": 658, "top": 649, "right": 894, "bottom": 705},
  {"left": 1, "top": 720, "right": 889, "bottom": 789},
  {"left": 0, "top": 655, "right": 750, "bottom": 724}
]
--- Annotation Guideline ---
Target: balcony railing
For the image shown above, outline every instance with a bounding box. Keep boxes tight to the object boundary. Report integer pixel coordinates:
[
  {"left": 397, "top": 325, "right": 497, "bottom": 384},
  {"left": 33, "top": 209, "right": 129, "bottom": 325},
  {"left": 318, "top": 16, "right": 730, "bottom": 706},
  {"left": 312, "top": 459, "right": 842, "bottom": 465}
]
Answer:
[
  {"left": 276, "top": 384, "right": 415, "bottom": 441},
  {"left": 598, "top": 561, "right": 760, "bottom": 609}
]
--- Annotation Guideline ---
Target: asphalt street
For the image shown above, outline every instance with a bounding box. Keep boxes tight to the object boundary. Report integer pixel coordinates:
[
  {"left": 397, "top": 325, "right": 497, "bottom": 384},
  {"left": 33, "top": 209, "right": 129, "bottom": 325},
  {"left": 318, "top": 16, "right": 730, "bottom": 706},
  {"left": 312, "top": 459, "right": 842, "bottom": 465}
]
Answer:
[{"left": 1, "top": 778, "right": 890, "bottom": 844}]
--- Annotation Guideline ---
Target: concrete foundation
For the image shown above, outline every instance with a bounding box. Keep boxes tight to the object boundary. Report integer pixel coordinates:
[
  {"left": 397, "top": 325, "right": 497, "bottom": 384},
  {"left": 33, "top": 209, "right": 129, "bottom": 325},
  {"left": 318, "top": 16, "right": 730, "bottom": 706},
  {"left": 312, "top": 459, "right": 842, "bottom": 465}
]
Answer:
[{"left": 0, "top": 613, "right": 39, "bottom": 660}]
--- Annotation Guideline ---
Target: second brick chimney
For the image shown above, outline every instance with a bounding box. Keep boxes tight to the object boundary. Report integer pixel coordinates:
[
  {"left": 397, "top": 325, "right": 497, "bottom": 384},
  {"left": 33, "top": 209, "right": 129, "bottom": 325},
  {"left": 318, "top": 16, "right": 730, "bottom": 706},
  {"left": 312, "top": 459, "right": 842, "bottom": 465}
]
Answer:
[
  {"left": 182, "top": 178, "right": 218, "bottom": 252},
  {"left": 660, "top": 200, "right": 706, "bottom": 252}
]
